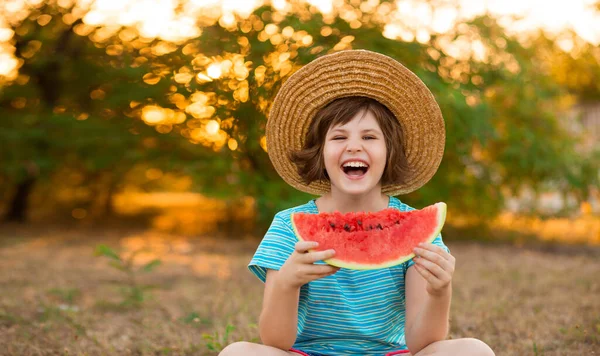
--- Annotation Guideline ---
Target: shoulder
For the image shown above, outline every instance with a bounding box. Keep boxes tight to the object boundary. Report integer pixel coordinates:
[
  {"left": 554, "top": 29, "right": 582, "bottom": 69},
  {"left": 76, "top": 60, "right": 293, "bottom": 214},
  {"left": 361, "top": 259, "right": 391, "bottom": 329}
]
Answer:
[
  {"left": 389, "top": 196, "right": 416, "bottom": 212},
  {"left": 271, "top": 200, "right": 317, "bottom": 229}
]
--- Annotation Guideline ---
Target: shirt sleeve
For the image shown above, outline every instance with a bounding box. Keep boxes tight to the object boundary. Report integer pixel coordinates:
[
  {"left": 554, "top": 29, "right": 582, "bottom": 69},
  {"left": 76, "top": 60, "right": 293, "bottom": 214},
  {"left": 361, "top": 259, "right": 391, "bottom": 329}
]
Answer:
[
  {"left": 403, "top": 233, "right": 450, "bottom": 270},
  {"left": 248, "top": 211, "right": 298, "bottom": 283}
]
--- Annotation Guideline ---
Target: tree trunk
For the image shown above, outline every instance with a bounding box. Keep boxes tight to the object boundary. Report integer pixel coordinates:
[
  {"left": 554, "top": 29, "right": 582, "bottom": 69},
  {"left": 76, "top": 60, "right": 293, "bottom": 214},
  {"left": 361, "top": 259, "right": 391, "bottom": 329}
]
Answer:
[
  {"left": 102, "top": 175, "right": 117, "bottom": 217},
  {"left": 88, "top": 171, "right": 118, "bottom": 218},
  {"left": 5, "top": 177, "right": 36, "bottom": 222}
]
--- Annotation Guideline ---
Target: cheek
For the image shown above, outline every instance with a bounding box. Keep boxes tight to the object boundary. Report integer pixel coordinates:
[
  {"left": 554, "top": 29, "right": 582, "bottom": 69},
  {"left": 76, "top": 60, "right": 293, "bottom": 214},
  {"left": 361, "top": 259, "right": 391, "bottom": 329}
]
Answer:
[
  {"left": 323, "top": 143, "right": 342, "bottom": 158},
  {"left": 322, "top": 145, "right": 339, "bottom": 170},
  {"left": 373, "top": 144, "right": 388, "bottom": 167}
]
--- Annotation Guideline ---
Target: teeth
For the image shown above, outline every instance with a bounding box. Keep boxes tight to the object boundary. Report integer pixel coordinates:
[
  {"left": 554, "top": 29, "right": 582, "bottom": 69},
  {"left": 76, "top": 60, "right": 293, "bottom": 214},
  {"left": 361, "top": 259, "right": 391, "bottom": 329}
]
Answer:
[{"left": 343, "top": 161, "right": 368, "bottom": 168}]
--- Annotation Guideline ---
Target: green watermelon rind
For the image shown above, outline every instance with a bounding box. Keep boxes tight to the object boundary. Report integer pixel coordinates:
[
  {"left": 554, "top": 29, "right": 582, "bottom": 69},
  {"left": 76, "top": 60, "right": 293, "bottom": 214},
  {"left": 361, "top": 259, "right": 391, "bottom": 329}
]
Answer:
[{"left": 291, "top": 202, "right": 447, "bottom": 271}]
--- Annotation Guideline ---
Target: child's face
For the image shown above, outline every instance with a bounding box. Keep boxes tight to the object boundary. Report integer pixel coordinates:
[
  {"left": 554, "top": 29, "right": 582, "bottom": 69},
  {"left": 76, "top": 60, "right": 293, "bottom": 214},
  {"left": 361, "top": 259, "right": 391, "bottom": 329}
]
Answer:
[{"left": 323, "top": 109, "right": 387, "bottom": 196}]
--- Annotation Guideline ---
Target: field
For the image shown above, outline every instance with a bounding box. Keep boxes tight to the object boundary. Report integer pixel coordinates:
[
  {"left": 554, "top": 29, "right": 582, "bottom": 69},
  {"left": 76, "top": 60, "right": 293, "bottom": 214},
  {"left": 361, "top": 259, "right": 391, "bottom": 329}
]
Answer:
[{"left": 0, "top": 224, "right": 599, "bottom": 355}]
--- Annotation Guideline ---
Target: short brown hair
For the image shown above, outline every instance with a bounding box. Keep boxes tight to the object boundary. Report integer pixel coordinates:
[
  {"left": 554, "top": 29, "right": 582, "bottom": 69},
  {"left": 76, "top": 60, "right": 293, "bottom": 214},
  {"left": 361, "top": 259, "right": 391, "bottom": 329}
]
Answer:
[{"left": 289, "top": 96, "right": 411, "bottom": 186}]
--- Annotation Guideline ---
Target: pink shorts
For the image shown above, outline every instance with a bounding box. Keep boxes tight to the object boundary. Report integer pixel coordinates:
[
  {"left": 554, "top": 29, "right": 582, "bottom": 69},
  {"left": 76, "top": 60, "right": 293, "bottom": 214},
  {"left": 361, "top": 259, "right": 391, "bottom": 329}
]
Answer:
[{"left": 290, "top": 348, "right": 410, "bottom": 356}]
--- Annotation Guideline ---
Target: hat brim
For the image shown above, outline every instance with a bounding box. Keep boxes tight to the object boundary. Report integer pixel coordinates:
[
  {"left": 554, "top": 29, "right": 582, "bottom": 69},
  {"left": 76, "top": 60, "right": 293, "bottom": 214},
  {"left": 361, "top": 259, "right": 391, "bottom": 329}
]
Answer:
[{"left": 266, "top": 49, "right": 445, "bottom": 196}]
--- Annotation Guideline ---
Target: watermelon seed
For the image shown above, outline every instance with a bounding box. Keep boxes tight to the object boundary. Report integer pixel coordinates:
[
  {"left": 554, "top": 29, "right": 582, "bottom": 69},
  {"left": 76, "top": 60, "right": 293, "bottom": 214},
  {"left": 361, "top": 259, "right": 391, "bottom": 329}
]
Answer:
[
  {"left": 344, "top": 224, "right": 350, "bottom": 232},
  {"left": 377, "top": 224, "right": 383, "bottom": 230},
  {"left": 329, "top": 222, "right": 336, "bottom": 228},
  {"left": 357, "top": 220, "right": 362, "bottom": 226}
]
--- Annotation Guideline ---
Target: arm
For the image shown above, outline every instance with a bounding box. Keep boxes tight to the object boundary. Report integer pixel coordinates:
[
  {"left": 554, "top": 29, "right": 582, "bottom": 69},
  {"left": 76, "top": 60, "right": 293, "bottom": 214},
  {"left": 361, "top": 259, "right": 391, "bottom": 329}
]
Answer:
[
  {"left": 258, "top": 269, "right": 300, "bottom": 350},
  {"left": 258, "top": 241, "right": 340, "bottom": 350},
  {"left": 404, "top": 243, "right": 455, "bottom": 354},
  {"left": 404, "top": 267, "right": 451, "bottom": 353}
]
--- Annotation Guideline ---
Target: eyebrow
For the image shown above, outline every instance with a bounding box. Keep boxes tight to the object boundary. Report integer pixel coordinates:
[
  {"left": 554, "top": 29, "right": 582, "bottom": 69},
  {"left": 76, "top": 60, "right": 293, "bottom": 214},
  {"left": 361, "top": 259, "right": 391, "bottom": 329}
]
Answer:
[{"left": 329, "top": 128, "right": 381, "bottom": 134}]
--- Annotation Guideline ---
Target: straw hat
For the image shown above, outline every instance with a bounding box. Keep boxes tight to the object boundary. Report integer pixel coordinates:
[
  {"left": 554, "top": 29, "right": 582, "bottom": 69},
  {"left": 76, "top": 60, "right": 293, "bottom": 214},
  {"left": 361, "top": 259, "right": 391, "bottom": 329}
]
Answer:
[{"left": 266, "top": 49, "right": 445, "bottom": 196}]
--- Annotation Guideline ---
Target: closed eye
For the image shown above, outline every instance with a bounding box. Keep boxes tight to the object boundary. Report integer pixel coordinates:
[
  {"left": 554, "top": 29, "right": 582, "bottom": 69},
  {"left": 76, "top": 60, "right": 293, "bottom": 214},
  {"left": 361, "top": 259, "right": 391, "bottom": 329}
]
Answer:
[{"left": 331, "top": 136, "right": 377, "bottom": 140}]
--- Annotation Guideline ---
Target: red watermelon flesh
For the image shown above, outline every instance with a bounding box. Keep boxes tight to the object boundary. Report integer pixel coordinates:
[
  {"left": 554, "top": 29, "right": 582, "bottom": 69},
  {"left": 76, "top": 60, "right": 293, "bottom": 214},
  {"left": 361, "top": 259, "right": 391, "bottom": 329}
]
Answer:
[{"left": 291, "top": 202, "right": 446, "bottom": 270}]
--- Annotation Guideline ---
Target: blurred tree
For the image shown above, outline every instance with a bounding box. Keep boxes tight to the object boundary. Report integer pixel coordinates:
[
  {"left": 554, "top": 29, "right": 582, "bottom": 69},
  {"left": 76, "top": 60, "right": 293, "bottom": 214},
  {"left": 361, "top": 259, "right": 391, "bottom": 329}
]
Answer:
[
  {"left": 0, "top": 1, "right": 200, "bottom": 221},
  {"left": 0, "top": 0, "right": 597, "bottom": 229}
]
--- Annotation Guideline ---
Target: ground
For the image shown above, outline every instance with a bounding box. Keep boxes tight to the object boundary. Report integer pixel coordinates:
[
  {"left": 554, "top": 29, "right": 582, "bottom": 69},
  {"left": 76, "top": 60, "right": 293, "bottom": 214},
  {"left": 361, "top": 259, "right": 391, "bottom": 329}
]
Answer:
[{"left": 0, "top": 224, "right": 598, "bottom": 355}]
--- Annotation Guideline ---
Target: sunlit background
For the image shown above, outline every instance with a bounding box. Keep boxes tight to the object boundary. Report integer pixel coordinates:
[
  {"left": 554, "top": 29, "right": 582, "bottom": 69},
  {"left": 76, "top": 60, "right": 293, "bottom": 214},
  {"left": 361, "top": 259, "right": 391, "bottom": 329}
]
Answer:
[
  {"left": 0, "top": 1, "right": 600, "bottom": 354},
  {"left": 0, "top": 0, "right": 599, "bottom": 237},
  {"left": 1, "top": 0, "right": 600, "bottom": 76}
]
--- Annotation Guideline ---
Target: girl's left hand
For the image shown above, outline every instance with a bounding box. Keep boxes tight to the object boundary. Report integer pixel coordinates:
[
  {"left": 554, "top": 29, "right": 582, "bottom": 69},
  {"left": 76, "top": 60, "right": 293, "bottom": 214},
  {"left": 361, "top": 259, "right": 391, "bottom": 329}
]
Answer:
[{"left": 412, "top": 243, "right": 455, "bottom": 297}]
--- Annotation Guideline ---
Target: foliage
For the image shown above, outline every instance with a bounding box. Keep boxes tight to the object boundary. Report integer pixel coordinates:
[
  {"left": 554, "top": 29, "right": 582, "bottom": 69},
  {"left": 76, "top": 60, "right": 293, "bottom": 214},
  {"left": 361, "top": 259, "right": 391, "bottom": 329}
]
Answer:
[
  {"left": 1, "top": 0, "right": 598, "bottom": 229},
  {"left": 94, "top": 243, "right": 161, "bottom": 307},
  {"left": 202, "top": 324, "right": 236, "bottom": 352}
]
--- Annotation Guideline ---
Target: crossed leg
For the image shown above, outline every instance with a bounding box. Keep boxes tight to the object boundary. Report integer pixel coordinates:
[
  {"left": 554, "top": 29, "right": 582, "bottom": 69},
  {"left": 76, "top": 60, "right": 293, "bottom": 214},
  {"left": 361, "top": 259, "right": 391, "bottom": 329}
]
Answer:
[
  {"left": 413, "top": 338, "right": 495, "bottom": 356},
  {"left": 219, "top": 341, "right": 299, "bottom": 356},
  {"left": 219, "top": 338, "right": 495, "bottom": 356}
]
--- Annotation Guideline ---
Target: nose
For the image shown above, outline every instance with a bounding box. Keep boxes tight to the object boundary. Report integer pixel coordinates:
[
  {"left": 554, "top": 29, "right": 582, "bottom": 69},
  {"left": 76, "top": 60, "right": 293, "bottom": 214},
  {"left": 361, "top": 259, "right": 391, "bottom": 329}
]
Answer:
[{"left": 346, "top": 137, "right": 362, "bottom": 153}]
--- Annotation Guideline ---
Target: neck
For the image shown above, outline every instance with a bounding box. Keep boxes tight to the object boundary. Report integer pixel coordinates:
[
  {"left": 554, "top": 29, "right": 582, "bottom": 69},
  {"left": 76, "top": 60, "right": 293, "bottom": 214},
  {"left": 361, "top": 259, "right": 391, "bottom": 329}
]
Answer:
[{"left": 316, "top": 188, "right": 389, "bottom": 213}]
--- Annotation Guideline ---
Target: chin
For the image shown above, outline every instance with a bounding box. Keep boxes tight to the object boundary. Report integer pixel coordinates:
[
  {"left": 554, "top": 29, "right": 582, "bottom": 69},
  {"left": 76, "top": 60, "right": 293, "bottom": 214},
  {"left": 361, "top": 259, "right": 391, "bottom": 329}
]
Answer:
[
  {"left": 329, "top": 168, "right": 384, "bottom": 196},
  {"left": 336, "top": 182, "right": 378, "bottom": 196}
]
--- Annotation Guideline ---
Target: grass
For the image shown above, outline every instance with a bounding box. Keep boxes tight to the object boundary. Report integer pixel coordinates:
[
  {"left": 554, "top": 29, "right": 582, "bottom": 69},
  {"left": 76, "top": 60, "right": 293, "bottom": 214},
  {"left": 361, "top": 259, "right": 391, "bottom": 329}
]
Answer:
[{"left": 0, "top": 224, "right": 598, "bottom": 355}]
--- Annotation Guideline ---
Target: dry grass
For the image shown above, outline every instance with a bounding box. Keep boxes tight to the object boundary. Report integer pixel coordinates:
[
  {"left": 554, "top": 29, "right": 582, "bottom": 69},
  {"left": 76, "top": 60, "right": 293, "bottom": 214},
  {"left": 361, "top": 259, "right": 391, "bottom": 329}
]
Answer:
[{"left": 0, "top": 224, "right": 598, "bottom": 356}]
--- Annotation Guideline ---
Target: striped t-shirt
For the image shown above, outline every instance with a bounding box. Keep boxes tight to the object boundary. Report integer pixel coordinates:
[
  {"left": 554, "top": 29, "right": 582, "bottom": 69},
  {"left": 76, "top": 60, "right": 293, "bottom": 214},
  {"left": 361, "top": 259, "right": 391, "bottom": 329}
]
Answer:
[{"left": 248, "top": 196, "right": 450, "bottom": 356}]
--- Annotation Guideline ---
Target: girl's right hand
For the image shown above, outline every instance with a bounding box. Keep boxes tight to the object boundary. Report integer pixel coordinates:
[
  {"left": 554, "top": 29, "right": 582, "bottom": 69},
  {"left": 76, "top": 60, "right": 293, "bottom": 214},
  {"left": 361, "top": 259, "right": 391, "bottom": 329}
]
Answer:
[{"left": 277, "top": 241, "right": 341, "bottom": 290}]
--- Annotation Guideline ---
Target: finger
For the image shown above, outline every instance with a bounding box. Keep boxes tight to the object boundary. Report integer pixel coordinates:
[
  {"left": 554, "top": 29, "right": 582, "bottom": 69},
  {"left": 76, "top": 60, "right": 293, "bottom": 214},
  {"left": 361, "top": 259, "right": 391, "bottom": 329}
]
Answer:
[
  {"left": 413, "top": 263, "right": 439, "bottom": 286},
  {"left": 315, "top": 270, "right": 339, "bottom": 279},
  {"left": 306, "top": 264, "right": 341, "bottom": 276},
  {"left": 417, "top": 243, "right": 453, "bottom": 262},
  {"left": 413, "top": 256, "right": 448, "bottom": 280},
  {"left": 413, "top": 247, "right": 453, "bottom": 272},
  {"left": 295, "top": 241, "right": 319, "bottom": 253},
  {"left": 302, "top": 249, "right": 336, "bottom": 264}
]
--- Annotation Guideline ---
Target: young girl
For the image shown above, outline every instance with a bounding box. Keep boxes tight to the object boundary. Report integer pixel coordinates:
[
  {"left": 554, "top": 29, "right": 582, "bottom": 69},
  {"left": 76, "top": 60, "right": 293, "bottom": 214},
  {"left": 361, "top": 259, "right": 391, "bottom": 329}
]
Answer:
[{"left": 220, "top": 50, "right": 494, "bottom": 356}]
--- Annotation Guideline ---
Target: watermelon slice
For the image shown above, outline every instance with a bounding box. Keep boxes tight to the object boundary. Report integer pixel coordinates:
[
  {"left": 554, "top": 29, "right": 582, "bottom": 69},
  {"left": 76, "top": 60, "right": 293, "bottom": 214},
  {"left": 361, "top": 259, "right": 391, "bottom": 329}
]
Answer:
[{"left": 291, "top": 202, "right": 446, "bottom": 270}]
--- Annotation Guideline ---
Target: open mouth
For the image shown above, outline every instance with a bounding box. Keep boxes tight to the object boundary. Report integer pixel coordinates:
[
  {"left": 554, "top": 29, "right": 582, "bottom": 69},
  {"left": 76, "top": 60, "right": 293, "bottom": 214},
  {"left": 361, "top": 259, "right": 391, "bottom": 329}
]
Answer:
[{"left": 341, "top": 161, "right": 369, "bottom": 179}]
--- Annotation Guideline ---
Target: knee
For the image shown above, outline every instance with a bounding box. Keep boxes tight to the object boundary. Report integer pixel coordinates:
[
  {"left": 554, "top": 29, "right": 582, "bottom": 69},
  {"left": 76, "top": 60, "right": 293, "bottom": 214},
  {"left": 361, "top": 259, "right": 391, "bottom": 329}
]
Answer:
[
  {"left": 219, "top": 341, "right": 257, "bottom": 356},
  {"left": 461, "top": 338, "right": 495, "bottom": 356}
]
